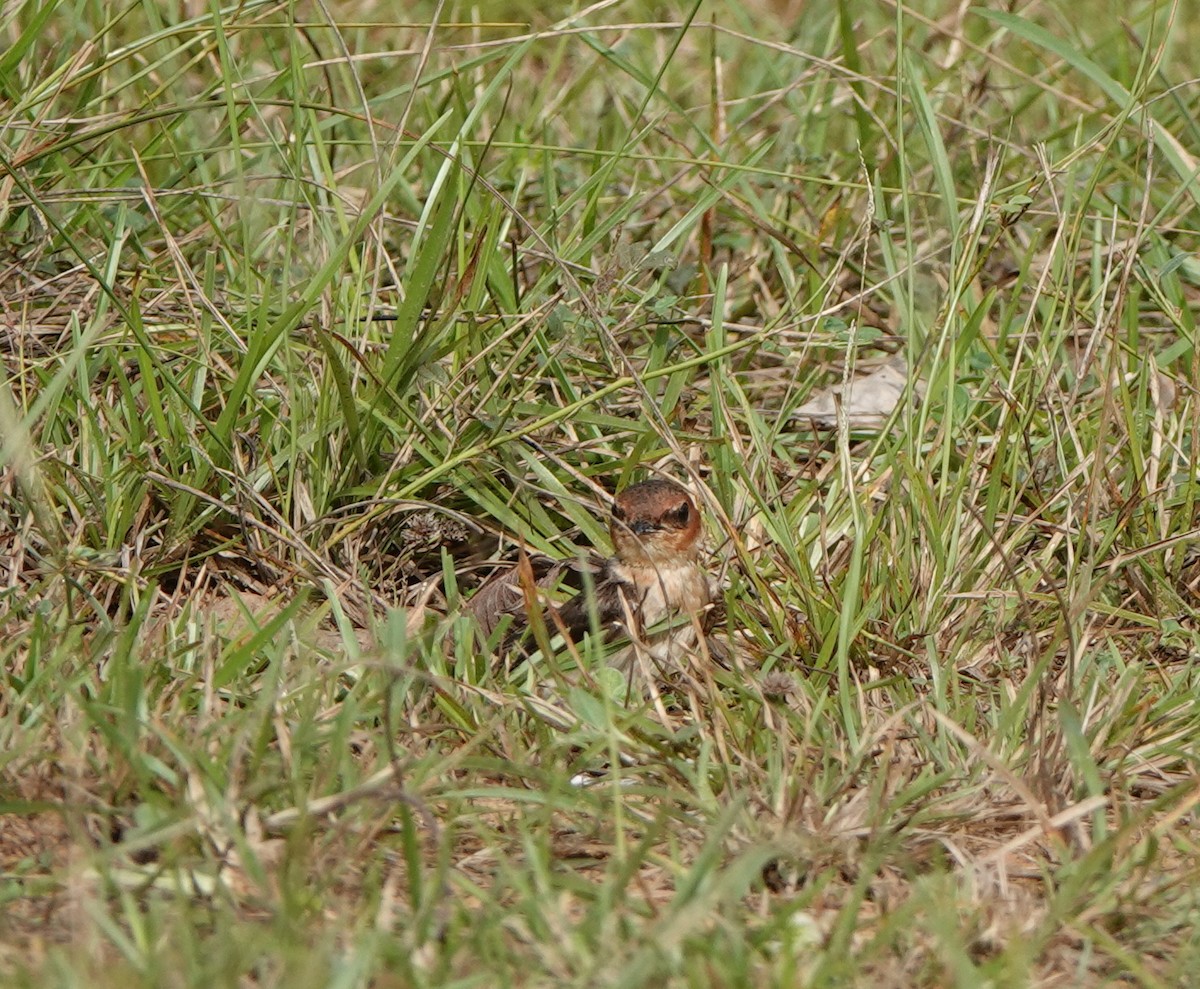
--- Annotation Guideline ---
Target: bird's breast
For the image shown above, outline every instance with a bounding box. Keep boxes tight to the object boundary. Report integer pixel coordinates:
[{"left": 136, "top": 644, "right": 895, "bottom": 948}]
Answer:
[{"left": 611, "top": 560, "right": 712, "bottom": 627}]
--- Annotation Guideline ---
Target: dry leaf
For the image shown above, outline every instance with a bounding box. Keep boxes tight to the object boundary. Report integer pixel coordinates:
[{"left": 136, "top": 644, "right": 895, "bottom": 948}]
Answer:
[
  {"left": 1151, "top": 361, "right": 1177, "bottom": 412},
  {"left": 791, "top": 357, "right": 921, "bottom": 429}
]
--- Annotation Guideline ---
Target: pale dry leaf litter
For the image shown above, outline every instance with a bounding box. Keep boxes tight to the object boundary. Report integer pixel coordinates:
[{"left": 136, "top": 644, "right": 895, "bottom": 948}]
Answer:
[{"left": 791, "top": 356, "right": 923, "bottom": 429}]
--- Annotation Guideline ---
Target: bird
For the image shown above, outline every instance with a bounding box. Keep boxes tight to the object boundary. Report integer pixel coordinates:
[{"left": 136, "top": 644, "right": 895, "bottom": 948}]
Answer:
[{"left": 466, "top": 479, "right": 718, "bottom": 674}]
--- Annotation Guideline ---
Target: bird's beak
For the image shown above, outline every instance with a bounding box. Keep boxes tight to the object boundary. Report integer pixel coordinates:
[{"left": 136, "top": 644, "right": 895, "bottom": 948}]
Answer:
[{"left": 630, "top": 520, "right": 659, "bottom": 535}]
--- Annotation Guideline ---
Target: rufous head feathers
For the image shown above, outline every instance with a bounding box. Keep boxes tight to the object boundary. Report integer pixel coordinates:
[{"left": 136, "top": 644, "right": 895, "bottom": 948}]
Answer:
[{"left": 609, "top": 479, "right": 702, "bottom": 565}]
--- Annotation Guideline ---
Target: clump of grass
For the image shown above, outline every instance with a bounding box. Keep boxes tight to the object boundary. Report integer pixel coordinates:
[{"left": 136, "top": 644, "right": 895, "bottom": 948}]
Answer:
[{"left": 2, "top": 0, "right": 1199, "bottom": 986}]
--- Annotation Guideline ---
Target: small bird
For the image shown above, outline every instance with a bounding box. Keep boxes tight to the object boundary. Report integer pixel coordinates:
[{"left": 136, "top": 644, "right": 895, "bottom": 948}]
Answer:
[{"left": 467, "top": 479, "right": 717, "bottom": 673}]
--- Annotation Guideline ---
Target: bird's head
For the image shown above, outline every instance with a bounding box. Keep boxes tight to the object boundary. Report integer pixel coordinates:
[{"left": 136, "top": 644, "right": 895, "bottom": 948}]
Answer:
[{"left": 609, "top": 479, "right": 702, "bottom": 566}]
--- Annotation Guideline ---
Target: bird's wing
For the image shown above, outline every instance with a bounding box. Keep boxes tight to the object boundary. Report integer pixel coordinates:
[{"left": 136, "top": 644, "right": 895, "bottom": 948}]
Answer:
[
  {"left": 553, "top": 561, "right": 635, "bottom": 643},
  {"left": 465, "top": 552, "right": 607, "bottom": 643}
]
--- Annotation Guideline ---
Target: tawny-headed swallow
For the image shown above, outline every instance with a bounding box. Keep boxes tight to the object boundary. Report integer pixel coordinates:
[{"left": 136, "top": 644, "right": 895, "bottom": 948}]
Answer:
[{"left": 467, "top": 479, "right": 717, "bottom": 671}]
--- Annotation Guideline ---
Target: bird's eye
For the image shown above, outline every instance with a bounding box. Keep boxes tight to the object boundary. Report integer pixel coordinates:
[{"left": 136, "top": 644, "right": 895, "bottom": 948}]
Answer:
[
  {"left": 612, "top": 503, "right": 626, "bottom": 522},
  {"left": 667, "top": 502, "right": 690, "bottom": 527}
]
